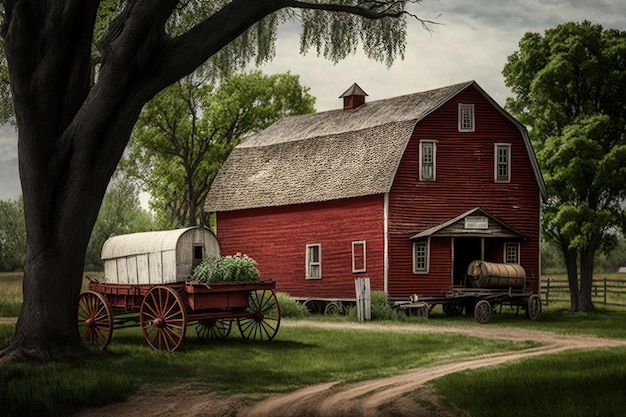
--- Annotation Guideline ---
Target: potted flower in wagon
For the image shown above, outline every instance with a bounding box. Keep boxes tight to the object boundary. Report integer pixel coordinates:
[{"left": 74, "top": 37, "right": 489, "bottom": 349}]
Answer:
[{"left": 192, "top": 252, "right": 261, "bottom": 286}]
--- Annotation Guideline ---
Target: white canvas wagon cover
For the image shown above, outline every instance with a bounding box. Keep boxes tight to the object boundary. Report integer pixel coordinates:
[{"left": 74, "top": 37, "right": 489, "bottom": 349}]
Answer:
[{"left": 101, "top": 226, "right": 220, "bottom": 285}]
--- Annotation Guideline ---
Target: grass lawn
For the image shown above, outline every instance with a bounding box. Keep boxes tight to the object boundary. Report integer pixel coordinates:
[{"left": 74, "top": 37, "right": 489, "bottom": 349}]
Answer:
[{"left": 1, "top": 271, "right": 626, "bottom": 416}]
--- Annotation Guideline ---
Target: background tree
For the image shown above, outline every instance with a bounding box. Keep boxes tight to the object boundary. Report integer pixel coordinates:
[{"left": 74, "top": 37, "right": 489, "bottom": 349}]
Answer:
[
  {"left": 0, "top": 0, "right": 433, "bottom": 362},
  {"left": 503, "top": 21, "right": 626, "bottom": 312},
  {"left": 84, "top": 174, "right": 154, "bottom": 271},
  {"left": 0, "top": 196, "right": 25, "bottom": 271},
  {"left": 124, "top": 70, "right": 315, "bottom": 229}
]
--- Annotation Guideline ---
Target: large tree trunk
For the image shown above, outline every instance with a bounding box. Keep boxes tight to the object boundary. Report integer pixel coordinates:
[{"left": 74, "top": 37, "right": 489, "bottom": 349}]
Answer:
[
  {"left": 560, "top": 239, "right": 579, "bottom": 311},
  {"left": 578, "top": 246, "right": 596, "bottom": 312}
]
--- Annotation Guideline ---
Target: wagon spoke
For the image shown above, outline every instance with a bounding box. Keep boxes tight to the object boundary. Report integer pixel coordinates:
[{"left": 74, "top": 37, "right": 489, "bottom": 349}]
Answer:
[
  {"left": 196, "top": 319, "right": 232, "bottom": 339},
  {"left": 238, "top": 290, "right": 281, "bottom": 341},
  {"left": 77, "top": 291, "right": 113, "bottom": 351},
  {"left": 140, "top": 286, "right": 187, "bottom": 352},
  {"left": 143, "top": 292, "right": 160, "bottom": 317}
]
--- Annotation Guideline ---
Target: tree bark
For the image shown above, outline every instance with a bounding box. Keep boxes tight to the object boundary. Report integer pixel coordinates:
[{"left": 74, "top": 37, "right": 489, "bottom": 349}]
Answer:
[
  {"left": 578, "top": 246, "right": 596, "bottom": 312},
  {"left": 560, "top": 239, "right": 579, "bottom": 311}
]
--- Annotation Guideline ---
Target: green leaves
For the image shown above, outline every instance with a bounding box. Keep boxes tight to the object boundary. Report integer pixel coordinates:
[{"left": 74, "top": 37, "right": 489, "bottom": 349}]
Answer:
[
  {"left": 124, "top": 71, "right": 315, "bottom": 228},
  {"left": 192, "top": 253, "right": 261, "bottom": 285}
]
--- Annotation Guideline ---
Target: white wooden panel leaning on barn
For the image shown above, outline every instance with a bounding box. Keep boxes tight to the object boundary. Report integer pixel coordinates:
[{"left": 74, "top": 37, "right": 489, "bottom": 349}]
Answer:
[{"left": 101, "top": 226, "right": 220, "bottom": 285}]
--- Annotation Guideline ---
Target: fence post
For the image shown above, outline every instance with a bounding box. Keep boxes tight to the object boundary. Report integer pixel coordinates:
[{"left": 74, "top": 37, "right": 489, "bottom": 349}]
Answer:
[
  {"left": 355, "top": 277, "right": 371, "bottom": 321},
  {"left": 544, "top": 278, "right": 550, "bottom": 306},
  {"left": 604, "top": 277, "right": 607, "bottom": 305}
]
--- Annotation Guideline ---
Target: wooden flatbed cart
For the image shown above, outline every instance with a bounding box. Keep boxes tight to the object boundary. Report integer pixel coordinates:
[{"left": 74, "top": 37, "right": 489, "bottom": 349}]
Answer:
[
  {"left": 78, "top": 279, "right": 280, "bottom": 351},
  {"left": 394, "top": 288, "right": 542, "bottom": 324},
  {"left": 393, "top": 260, "right": 542, "bottom": 324}
]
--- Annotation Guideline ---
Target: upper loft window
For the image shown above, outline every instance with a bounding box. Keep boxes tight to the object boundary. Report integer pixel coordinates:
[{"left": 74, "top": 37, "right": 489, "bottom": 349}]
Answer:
[
  {"left": 458, "top": 103, "right": 475, "bottom": 132},
  {"left": 419, "top": 140, "right": 437, "bottom": 181},
  {"left": 494, "top": 143, "right": 511, "bottom": 183}
]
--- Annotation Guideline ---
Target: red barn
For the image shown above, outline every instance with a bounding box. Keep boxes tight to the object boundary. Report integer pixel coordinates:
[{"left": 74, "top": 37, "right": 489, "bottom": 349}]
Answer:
[{"left": 204, "top": 81, "right": 546, "bottom": 308}]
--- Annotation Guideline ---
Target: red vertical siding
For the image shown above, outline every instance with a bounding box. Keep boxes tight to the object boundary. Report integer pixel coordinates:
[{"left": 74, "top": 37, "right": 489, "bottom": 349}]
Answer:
[
  {"left": 216, "top": 195, "right": 385, "bottom": 299},
  {"left": 387, "top": 85, "right": 541, "bottom": 297}
]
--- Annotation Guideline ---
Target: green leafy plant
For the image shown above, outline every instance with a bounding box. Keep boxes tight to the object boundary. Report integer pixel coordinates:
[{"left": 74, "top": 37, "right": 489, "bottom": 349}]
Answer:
[
  {"left": 192, "top": 253, "right": 261, "bottom": 285},
  {"left": 276, "top": 292, "right": 310, "bottom": 318}
]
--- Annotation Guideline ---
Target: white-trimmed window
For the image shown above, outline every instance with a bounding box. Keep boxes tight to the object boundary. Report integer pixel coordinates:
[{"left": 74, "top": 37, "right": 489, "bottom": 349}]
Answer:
[
  {"left": 352, "top": 240, "right": 367, "bottom": 273},
  {"left": 419, "top": 140, "right": 437, "bottom": 181},
  {"left": 504, "top": 243, "right": 519, "bottom": 264},
  {"left": 306, "top": 243, "right": 321, "bottom": 279},
  {"left": 413, "top": 239, "right": 430, "bottom": 274},
  {"left": 494, "top": 143, "right": 511, "bottom": 183},
  {"left": 458, "top": 103, "right": 475, "bottom": 132}
]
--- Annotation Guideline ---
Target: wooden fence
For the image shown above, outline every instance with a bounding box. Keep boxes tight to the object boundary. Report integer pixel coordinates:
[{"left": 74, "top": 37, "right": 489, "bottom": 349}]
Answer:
[{"left": 542, "top": 277, "right": 626, "bottom": 307}]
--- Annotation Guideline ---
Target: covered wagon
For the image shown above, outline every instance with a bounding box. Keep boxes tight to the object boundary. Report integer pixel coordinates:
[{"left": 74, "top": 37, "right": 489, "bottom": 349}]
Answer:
[
  {"left": 101, "top": 226, "right": 220, "bottom": 284},
  {"left": 79, "top": 227, "right": 281, "bottom": 351}
]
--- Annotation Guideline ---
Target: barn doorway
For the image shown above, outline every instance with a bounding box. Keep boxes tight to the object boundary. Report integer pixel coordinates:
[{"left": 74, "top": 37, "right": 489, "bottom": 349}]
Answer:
[{"left": 453, "top": 237, "right": 482, "bottom": 287}]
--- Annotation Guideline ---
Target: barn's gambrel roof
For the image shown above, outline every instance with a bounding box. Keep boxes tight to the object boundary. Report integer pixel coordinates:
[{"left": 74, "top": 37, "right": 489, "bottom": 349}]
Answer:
[{"left": 204, "top": 81, "right": 546, "bottom": 212}]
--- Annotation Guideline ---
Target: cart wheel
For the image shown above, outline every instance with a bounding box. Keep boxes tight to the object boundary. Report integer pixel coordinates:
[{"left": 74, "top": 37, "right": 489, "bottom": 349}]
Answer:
[
  {"left": 415, "top": 304, "right": 430, "bottom": 318},
  {"left": 526, "top": 294, "right": 542, "bottom": 321},
  {"left": 238, "top": 290, "right": 281, "bottom": 341},
  {"left": 78, "top": 291, "right": 113, "bottom": 351},
  {"left": 324, "top": 301, "right": 344, "bottom": 316},
  {"left": 140, "top": 286, "right": 187, "bottom": 351},
  {"left": 196, "top": 319, "right": 232, "bottom": 339},
  {"left": 443, "top": 303, "right": 464, "bottom": 316},
  {"left": 302, "top": 299, "right": 323, "bottom": 315},
  {"left": 474, "top": 300, "right": 492, "bottom": 324}
]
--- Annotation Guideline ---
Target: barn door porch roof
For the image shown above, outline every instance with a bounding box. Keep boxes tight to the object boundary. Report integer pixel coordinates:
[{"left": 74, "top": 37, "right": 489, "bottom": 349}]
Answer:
[{"left": 409, "top": 207, "right": 525, "bottom": 240}]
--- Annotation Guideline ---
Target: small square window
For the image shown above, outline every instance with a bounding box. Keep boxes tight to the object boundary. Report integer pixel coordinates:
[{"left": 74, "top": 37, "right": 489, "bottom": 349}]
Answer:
[
  {"left": 504, "top": 243, "right": 519, "bottom": 264},
  {"left": 458, "top": 104, "right": 475, "bottom": 132},
  {"left": 352, "top": 241, "right": 367, "bottom": 273},
  {"left": 193, "top": 245, "right": 203, "bottom": 268},
  {"left": 306, "top": 243, "right": 321, "bottom": 279},
  {"left": 413, "top": 239, "right": 429, "bottom": 274}
]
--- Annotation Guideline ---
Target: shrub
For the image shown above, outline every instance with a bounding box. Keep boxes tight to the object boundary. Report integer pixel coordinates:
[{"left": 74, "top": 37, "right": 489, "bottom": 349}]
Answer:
[
  {"left": 192, "top": 253, "right": 260, "bottom": 285},
  {"left": 276, "top": 292, "right": 310, "bottom": 318}
]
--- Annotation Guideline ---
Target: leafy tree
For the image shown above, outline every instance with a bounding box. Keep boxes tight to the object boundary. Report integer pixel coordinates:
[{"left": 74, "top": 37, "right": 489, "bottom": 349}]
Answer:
[
  {"left": 0, "top": 196, "right": 25, "bottom": 271},
  {"left": 503, "top": 21, "right": 626, "bottom": 311},
  {"left": 0, "top": 0, "right": 433, "bottom": 362},
  {"left": 84, "top": 174, "right": 154, "bottom": 271},
  {"left": 124, "top": 70, "right": 315, "bottom": 229}
]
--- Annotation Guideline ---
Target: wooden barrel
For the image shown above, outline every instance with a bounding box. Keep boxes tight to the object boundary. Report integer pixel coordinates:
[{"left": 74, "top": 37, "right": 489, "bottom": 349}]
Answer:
[{"left": 466, "top": 260, "right": 526, "bottom": 289}]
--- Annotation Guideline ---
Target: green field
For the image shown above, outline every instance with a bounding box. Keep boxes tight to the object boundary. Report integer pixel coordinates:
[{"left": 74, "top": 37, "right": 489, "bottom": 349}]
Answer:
[{"left": 1, "top": 272, "right": 626, "bottom": 417}]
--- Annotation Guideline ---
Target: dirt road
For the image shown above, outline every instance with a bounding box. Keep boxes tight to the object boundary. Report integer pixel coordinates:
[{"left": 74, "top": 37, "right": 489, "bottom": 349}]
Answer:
[{"left": 77, "top": 320, "right": 626, "bottom": 417}]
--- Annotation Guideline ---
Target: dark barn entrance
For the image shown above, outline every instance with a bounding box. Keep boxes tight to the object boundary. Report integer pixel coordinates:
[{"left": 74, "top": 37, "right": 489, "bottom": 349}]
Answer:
[{"left": 453, "top": 237, "right": 481, "bottom": 287}]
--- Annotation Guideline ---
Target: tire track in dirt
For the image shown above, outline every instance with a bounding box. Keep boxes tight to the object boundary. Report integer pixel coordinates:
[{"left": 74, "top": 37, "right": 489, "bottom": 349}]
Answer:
[{"left": 239, "top": 320, "right": 626, "bottom": 417}]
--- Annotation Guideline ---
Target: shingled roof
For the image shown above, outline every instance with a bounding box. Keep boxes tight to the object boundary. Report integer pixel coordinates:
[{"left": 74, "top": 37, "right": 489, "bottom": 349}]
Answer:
[{"left": 204, "top": 81, "right": 545, "bottom": 212}]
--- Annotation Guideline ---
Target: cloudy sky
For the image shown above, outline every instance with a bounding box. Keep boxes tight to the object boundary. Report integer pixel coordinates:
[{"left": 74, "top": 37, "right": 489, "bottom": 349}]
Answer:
[{"left": 1, "top": 0, "right": 625, "bottom": 200}]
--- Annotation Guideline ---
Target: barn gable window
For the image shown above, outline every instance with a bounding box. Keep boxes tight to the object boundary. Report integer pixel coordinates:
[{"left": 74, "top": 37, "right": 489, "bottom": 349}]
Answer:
[
  {"left": 494, "top": 143, "right": 511, "bottom": 183},
  {"left": 306, "top": 243, "right": 322, "bottom": 279},
  {"left": 419, "top": 140, "right": 437, "bottom": 181},
  {"left": 412, "top": 239, "right": 430, "bottom": 274},
  {"left": 458, "top": 103, "right": 475, "bottom": 132},
  {"left": 352, "top": 240, "right": 367, "bottom": 273},
  {"left": 504, "top": 242, "right": 519, "bottom": 264}
]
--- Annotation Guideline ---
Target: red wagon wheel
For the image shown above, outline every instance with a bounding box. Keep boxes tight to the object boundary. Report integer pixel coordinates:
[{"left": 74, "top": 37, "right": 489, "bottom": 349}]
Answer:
[
  {"left": 196, "top": 318, "right": 232, "bottom": 339},
  {"left": 140, "top": 286, "right": 187, "bottom": 351},
  {"left": 78, "top": 291, "right": 113, "bottom": 351},
  {"left": 237, "top": 289, "right": 281, "bottom": 341}
]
